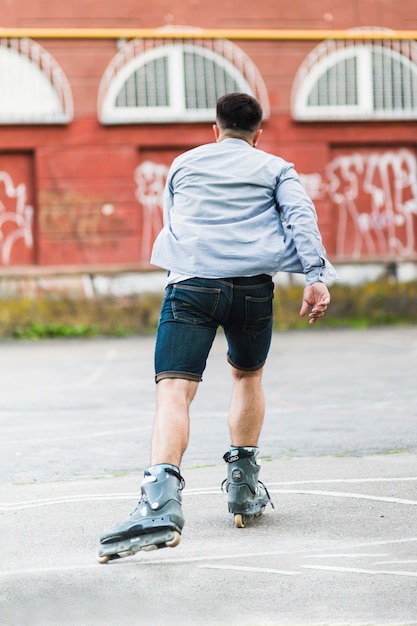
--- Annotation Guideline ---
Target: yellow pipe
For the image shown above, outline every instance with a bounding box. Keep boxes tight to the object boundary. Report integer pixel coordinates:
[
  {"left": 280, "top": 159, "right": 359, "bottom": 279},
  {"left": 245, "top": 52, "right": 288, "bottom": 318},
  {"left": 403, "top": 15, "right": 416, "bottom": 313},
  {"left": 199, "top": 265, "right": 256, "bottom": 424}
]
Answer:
[{"left": 0, "top": 27, "right": 416, "bottom": 41}]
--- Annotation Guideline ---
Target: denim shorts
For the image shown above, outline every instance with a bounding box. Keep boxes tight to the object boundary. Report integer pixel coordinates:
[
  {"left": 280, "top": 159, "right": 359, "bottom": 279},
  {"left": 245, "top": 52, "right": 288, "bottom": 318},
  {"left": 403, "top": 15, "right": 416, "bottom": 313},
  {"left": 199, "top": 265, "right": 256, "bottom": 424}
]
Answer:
[{"left": 154, "top": 275, "right": 274, "bottom": 383}]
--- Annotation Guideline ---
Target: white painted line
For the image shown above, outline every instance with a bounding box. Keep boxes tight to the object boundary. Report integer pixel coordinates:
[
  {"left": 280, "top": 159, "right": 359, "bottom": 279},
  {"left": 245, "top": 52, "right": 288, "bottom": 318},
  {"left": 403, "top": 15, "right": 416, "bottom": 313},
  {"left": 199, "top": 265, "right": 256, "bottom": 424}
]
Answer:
[
  {"left": 1, "top": 493, "right": 139, "bottom": 511},
  {"left": 185, "top": 487, "right": 224, "bottom": 494},
  {"left": 200, "top": 564, "right": 299, "bottom": 576},
  {"left": 0, "top": 564, "right": 101, "bottom": 577},
  {"left": 344, "top": 538, "right": 417, "bottom": 548},
  {"left": 375, "top": 560, "right": 417, "bottom": 565},
  {"left": 2, "top": 543, "right": 417, "bottom": 578},
  {"left": 0, "top": 550, "right": 303, "bottom": 578},
  {"left": 1, "top": 488, "right": 225, "bottom": 511},
  {"left": 305, "top": 553, "right": 389, "bottom": 558},
  {"left": 3, "top": 484, "right": 417, "bottom": 511},
  {"left": 267, "top": 477, "right": 417, "bottom": 486},
  {"left": 268, "top": 488, "right": 417, "bottom": 506},
  {"left": 303, "top": 565, "right": 417, "bottom": 578},
  {"left": 0, "top": 556, "right": 302, "bottom": 579}
]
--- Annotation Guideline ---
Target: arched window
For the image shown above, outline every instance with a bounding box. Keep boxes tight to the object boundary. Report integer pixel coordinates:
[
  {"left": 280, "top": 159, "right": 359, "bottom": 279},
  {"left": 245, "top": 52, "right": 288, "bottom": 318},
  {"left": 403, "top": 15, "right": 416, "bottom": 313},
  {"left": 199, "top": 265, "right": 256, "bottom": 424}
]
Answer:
[
  {"left": 98, "top": 33, "right": 270, "bottom": 124},
  {"left": 0, "top": 38, "right": 73, "bottom": 124},
  {"left": 291, "top": 28, "right": 417, "bottom": 121}
]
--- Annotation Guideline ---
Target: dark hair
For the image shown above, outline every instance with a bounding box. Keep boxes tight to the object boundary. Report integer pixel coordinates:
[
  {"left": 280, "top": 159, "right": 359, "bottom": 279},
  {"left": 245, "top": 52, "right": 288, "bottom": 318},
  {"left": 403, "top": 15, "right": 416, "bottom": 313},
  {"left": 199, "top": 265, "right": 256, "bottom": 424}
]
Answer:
[{"left": 216, "top": 93, "right": 263, "bottom": 134}]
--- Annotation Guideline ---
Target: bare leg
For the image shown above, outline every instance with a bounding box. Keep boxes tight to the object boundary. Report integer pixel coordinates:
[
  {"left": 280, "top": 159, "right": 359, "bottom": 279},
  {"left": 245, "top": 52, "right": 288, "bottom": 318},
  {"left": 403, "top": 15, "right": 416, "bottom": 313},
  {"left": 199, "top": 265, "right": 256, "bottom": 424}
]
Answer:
[
  {"left": 150, "top": 378, "right": 199, "bottom": 466},
  {"left": 227, "top": 366, "right": 265, "bottom": 446}
]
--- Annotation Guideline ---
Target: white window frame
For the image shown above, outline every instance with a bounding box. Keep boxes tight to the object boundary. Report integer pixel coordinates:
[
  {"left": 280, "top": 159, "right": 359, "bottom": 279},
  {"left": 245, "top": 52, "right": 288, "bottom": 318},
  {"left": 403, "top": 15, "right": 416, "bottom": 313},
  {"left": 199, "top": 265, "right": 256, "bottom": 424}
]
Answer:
[
  {"left": 292, "top": 31, "right": 417, "bottom": 121},
  {"left": 0, "top": 38, "right": 73, "bottom": 125},
  {"left": 98, "top": 37, "right": 270, "bottom": 124}
]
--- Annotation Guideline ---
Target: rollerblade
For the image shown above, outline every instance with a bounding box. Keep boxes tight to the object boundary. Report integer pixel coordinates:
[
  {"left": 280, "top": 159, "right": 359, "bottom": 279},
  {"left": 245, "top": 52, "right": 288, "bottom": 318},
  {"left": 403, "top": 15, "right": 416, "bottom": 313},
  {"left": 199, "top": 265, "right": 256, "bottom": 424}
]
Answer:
[
  {"left": 222, "top": 447, "right": 274, "bottom": 528},
  {"left": 97, "top": 464, "right": 185, "bottom": 563}
]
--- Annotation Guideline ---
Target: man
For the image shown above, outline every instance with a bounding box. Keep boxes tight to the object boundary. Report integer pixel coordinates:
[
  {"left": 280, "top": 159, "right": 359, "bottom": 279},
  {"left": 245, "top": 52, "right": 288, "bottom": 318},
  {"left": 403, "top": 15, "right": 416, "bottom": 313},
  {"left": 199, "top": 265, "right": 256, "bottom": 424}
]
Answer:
[{"left": 97, "top": 93, "right": 337, "bottom": 563}]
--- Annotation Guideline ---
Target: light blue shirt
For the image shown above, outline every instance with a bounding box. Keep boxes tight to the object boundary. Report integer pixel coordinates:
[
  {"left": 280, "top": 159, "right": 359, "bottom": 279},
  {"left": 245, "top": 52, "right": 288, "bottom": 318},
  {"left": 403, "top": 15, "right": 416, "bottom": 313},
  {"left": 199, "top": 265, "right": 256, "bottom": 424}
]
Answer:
[{"left": 151, "top": 138, "right": 337, "bottom": 285}]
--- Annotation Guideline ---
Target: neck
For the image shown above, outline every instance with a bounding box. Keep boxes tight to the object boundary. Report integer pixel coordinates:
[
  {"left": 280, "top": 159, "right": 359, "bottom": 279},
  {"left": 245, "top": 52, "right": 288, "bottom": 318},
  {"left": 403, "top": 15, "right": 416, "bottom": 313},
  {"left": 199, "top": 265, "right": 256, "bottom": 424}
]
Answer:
[
  {"left": 217, "top": 132, "right": 256, "bottom": 146},
  {"left": 213, "top": 124, "right": 261, "bottom": 147}
]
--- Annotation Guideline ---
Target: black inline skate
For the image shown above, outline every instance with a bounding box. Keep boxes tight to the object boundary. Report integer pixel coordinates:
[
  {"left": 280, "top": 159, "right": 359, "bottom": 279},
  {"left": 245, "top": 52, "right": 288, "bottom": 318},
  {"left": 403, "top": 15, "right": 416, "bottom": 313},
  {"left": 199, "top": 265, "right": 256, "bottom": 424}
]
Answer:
[
  {"left": 97, "top": 464, "right": 185, "bottom": 563},
  {"left": 222, "top": 446, "right": 274, "bottom": 528}
]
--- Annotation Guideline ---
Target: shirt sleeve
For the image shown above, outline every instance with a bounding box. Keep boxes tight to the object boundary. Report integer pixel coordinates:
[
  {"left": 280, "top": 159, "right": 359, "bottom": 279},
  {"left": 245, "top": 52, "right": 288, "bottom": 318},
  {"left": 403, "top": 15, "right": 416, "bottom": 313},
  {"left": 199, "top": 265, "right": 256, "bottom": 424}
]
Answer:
[
  {"left": 162, "top": 168, "right": 175, "bottom": 225},
  {"left": 275, "top": 164, "right": 338, "bottom": 284}
]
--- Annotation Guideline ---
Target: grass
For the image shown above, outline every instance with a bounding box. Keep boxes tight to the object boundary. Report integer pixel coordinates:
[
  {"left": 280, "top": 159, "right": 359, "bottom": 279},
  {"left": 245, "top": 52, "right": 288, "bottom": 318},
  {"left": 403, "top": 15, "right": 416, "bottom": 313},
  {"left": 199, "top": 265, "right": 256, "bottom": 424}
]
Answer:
[
  {"left": 0, "top": 293, "right": 162, "bottom": 339},
  {"left": 0, "top": 279, "right": 416, "bottom": 339},
  {"left": 273, "top": 280, "right": 417, "bottom": 330}
]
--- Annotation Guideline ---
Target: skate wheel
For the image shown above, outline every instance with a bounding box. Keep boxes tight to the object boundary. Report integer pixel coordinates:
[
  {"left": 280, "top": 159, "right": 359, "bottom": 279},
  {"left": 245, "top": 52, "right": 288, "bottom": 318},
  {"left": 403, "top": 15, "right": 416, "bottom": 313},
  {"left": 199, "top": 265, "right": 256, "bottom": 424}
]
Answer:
[
  {"left": 165, "top": 531, "right": 181, "bottom": 547},
  {"left": 97, "top": 554, "right": 110, "bottom": 564},
  {"left": 234, "top": 514, "right": 245, "bottom": 528}
]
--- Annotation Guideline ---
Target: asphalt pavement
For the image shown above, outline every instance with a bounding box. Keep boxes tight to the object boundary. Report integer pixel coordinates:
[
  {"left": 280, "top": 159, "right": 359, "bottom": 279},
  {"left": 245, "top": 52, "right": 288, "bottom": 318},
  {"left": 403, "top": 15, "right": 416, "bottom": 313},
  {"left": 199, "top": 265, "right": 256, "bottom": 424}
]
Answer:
[{"left": 1, "top": 327, "right": 417, "bottom": 625}]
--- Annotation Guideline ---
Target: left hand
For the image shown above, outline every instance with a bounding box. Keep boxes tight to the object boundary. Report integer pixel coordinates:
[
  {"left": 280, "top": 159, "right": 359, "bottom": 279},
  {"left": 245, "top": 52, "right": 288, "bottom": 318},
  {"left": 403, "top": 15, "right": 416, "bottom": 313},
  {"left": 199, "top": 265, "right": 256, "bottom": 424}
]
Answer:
[{"left": 299, "top": 282, "right": 331, "bottom": 324}]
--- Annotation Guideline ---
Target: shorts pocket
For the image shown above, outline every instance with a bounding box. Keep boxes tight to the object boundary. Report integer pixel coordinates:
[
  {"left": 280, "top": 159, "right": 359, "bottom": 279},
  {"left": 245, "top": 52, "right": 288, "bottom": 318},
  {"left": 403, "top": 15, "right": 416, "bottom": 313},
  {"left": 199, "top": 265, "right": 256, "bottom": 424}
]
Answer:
[
  {"left": 171, "top": 284, "right": 221, "bottom": 325},
  {"left": 243, "top": 291, "right": 274, "bottom": 334}
]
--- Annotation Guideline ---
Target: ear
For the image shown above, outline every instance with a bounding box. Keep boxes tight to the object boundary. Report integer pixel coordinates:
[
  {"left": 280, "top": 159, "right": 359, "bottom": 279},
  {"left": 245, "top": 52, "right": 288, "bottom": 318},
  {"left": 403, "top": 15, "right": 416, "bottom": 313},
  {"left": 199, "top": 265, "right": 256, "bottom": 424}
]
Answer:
[
  {"left": 253, "top": 128, "right": 263, "bottom": 147},
  {"left": 213, "top": 124, "right": 220, "bottom": 142}
]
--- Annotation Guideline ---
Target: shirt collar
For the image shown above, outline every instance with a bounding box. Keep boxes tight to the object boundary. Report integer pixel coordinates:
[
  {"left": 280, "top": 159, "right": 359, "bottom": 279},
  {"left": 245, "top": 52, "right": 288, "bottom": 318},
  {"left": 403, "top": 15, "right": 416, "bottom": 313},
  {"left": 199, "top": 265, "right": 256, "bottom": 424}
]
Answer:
[{"left": 218, "top": 137, "right": 252, "bottom": 148}]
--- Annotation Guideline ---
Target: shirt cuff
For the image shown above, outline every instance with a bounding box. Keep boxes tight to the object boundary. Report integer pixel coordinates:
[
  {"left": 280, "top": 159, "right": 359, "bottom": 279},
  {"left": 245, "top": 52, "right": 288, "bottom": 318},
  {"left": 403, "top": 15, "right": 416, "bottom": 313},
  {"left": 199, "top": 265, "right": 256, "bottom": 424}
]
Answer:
[{"left": 305, "top": 258, "right": 339, "bottom": 285}]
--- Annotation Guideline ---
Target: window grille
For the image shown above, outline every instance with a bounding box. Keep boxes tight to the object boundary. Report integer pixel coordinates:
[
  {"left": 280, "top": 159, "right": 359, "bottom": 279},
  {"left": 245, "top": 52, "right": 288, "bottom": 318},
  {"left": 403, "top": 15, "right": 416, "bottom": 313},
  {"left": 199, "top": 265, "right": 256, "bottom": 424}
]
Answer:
[
  {"left": 292, "top": 28, "right": 417, "bottom": 121},
  {"left": 0, "top": 38, "right": 73, "bottom": 124},
  {"left": 98, "top": 34, "right": 270, "bottom": 124}
]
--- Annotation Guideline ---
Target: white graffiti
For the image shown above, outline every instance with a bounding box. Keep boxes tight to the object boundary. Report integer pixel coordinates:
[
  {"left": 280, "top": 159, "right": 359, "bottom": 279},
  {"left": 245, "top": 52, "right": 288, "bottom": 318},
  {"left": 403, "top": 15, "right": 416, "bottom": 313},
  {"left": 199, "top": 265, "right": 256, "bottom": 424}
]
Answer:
[
  {"left": 0, "top": 171, "right": 33, "bottom": 265},
  {"left": 299, "top": 173, "right": 327, "bottom": 201},
  {"left": 134, "top": 160, "right": 169, "bottom": 262},
  {"left": 302, "top": 149, "right": 417, "bottom": 259},
  {"left": 327, "top": 149, "right": 417, "bottom": 258}
]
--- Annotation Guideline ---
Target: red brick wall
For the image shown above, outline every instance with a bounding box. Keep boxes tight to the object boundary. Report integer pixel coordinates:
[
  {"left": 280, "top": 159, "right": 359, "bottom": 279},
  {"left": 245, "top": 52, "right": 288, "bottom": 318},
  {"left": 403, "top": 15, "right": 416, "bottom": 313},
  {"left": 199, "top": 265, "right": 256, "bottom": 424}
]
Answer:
[{"left": 1, "top": 1, "right": 416, "bottom": 269}]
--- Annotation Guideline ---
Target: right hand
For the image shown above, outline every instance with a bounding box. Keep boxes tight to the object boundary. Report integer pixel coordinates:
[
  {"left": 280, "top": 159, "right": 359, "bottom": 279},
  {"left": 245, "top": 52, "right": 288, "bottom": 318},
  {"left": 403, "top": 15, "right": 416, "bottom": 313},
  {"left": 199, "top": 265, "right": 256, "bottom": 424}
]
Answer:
[{"left": 299, "top": 282, "right": 331, "bottom": 324}]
